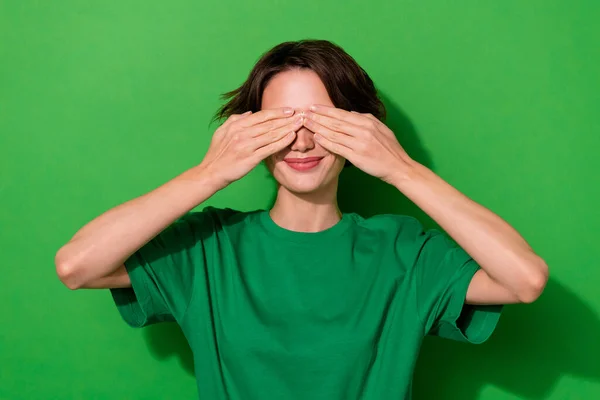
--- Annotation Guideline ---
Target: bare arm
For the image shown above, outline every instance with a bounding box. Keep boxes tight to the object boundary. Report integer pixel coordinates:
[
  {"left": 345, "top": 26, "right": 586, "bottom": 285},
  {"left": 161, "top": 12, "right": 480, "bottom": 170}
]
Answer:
[
  {"left": 391, "top": 162, "right": 549, "bottom": 304},
  {"left": 304, "top": 104, "right": 549, "bottom": 305},
  {"left": 54, "top": 166, "right": 223, "bottom": 290},
  {"left": 55, "top": 107, "right": 301, "bottom": 290}
]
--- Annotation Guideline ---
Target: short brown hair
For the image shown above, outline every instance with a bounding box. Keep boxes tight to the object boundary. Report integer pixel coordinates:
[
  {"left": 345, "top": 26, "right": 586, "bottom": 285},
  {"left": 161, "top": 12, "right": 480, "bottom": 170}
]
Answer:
[{"left": 214, "top": 39, "right": 386, "bottom": 122}]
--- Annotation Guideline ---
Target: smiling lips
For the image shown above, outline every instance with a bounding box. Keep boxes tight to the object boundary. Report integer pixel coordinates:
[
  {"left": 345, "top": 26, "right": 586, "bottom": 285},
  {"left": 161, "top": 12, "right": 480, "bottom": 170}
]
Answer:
[{"left": 283, "top": 156, "right": 324, "bottom": 171}]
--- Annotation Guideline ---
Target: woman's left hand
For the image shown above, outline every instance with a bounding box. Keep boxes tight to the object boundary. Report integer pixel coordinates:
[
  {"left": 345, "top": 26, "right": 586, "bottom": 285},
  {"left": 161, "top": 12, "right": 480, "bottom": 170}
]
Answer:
[{"left": 303, "top": 104, "right": 414, "bottom": 184}]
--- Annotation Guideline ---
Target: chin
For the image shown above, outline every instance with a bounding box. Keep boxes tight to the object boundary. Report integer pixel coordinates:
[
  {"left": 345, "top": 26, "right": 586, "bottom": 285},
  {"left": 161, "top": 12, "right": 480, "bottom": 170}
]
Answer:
[
  {"left": 280, "top": 177, "right": 332, "bottom": 194},
  {"left": 268, "top": 154, "right": 344, "bottom": 194}
]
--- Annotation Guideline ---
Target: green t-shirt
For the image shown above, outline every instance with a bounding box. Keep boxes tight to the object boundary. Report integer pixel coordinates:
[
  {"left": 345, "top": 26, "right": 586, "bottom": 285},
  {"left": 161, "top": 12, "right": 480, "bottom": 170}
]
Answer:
[{"left": 110, "top": 206, "right": 502, "bottom": 399}]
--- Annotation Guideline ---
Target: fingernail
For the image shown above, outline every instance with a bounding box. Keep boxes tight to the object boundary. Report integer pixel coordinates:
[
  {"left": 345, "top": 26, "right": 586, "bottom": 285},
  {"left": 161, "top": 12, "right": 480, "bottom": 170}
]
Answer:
[{"left": 284, "top": 108, "right": 294, "bottom": 115}]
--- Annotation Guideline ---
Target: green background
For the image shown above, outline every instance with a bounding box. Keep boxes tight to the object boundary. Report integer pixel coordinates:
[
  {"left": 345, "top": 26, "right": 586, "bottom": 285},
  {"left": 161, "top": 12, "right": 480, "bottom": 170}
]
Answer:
[{"left": 1, "top": 0, "right": 599, "bottom": 399}]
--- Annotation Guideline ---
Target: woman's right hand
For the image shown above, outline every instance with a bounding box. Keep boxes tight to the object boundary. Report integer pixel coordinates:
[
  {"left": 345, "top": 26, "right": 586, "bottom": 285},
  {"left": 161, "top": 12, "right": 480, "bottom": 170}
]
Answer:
[
  {"left": 56, "top": 109, "right": 303, "bottom": 290},
  {"left": 199, "top": 107, "right": 302, "bottom": 187}
]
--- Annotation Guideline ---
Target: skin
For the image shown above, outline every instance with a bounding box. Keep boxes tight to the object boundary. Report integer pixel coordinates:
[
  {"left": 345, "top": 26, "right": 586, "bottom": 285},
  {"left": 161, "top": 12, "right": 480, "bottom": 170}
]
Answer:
[
  {"left": 54, "top": 107, "right": 302, "bottom": 289},
  {"left": 262, "top": 69, "right": 346, "bottom": 232},
  {"left": 264, "top": 68, "right": 549, "bottom": 305},
  {"left": 56, "top": 68, "right": 548, "bottom": 307}
]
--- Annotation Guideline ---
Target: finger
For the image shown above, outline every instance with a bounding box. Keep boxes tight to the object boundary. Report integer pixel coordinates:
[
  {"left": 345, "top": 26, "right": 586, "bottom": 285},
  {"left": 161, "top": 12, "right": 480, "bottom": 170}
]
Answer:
[
  {"left": 305, "top": 111, "right": 364, "bottom": 137},
  {"left": 247, "top": 115, "right": 301, "bottom": 138},
  {"left": 231, "top": 111, "right": 252, "bottom": 121},
  {"left": 223, "top": 111, "right": 252, "bottom": 126},
  {"left": 309, "top": 104, "right": 368, "bottom": 127},
  {"left": 351, "top": 110, "right": 378, "bottom": 121},
  {"left": 255, "top": 130, "right": 297, "bottom": 159},
  {"left": 252, "top": 117, "right": 303, "bottom": 149},
  {"left": 238, "top": 107, "right": 295, "bottom": 127},
  {"left": 314, "top": 133, "right": 351, "bottom": 159},
  {"left": 351, "top": 111, "right": 394, "bottom": 137},
  {"left": 302, "top": 118, "right": 355, "bottom": 149},
  {"left": 351, "top": 110, "right": 382, "bottom": 127}
]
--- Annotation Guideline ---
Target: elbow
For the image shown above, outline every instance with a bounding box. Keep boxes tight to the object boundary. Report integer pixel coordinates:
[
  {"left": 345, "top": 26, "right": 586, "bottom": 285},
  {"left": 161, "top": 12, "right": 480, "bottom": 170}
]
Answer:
[
  {"left": 55, "top": 247, "right": 84, "bottom": 290},
  {"left": 516, "top": 258, "right": 549, "bottom": 304}
]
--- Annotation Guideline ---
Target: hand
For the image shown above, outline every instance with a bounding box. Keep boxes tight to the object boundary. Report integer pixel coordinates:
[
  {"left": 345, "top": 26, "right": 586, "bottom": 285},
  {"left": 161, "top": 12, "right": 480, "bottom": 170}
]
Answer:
[
  {"left": 199, "top": 108, "right": 303, "bottom": 187},
  {"left": 303, "top": 104, "right": 414, "bottom": 184}
]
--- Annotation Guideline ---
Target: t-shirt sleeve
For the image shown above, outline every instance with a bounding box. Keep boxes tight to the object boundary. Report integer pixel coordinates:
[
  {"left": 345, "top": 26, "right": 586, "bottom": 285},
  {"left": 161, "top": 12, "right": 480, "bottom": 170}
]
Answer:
[
  {"left": 109, "top": 210, "right": 212, "bottom": 328},
  {"left": 404, "top": 218, "right": 502, "bottom": 344}
]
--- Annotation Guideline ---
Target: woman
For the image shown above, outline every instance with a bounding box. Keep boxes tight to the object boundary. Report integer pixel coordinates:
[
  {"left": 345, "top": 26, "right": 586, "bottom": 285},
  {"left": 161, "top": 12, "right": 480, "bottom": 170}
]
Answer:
[{"left": 56, "top": 40, "right": 549, "bottom": 399}]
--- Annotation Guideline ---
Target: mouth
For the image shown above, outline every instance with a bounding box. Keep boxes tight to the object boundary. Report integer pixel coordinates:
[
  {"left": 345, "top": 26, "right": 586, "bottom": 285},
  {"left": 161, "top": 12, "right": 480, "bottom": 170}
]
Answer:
[{"left": 283, "top": 156, "right": 324, "bottom": 171}]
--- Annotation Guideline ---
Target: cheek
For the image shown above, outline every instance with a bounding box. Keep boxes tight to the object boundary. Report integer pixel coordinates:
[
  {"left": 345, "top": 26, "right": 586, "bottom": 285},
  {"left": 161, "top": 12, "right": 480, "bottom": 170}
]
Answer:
[
  {"left": 266, "top": 152, "right": 285, "bottom": 174},
  {"left": 332, "top": 156, "right": 346, "bottom": 173},
  {"left": 321, "top": 154, "right": 345, "bottom": 176},
  {"left": 265, "top": 156, "right": 275, "bottom": 172}
]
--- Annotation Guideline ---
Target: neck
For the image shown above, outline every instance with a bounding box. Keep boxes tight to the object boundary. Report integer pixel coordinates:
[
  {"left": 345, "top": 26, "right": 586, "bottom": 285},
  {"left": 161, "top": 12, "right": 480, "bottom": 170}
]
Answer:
[{"left": 269, "top": 181, "right": 341, "bottom": 233}]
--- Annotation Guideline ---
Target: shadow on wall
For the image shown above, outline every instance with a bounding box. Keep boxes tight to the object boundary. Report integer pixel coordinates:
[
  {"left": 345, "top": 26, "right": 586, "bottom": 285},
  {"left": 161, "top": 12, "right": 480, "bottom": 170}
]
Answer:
[
  {"left": 413, "top": 278, "right": 600, "bottom": 400},
  {"left": 341, "top": 93, "right": 600, "bottom": 399},
  {"left": 140, "top": 93, "right": 600, "bottom": 397}
]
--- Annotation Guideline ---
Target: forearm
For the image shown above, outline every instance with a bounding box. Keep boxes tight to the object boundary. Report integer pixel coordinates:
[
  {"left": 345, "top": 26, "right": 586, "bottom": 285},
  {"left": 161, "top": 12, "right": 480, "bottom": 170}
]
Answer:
[
  {"left": 55, "top": 165, "right": 223, "bottom": 289},
  {"left": 391, "top": 161, "right": 548, "bottom": 299}
]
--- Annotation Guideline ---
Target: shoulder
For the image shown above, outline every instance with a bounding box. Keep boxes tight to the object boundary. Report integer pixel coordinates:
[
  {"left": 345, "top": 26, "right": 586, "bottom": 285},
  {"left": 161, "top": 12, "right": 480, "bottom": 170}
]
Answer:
[
  {"left": 346, "top": 213, "right": 441, "bottom": 275},
  {"left": 177, "top": 206, "right": 259, "bottom": 230},
  {"left": 351, "top": 213, "right": 444, "bottom": 262},
  {"left": 350, "top": 212, "right": 428, "bottom": 240}
]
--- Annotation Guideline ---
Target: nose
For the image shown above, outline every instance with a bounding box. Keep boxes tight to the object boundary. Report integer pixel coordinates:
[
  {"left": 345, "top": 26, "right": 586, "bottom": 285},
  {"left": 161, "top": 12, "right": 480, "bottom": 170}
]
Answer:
[{"left": 290, "top": 126, "right": 315, "bottom": 153}]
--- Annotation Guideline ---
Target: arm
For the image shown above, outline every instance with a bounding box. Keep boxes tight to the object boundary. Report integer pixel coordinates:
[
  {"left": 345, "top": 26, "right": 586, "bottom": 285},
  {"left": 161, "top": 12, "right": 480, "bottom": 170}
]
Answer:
[
  {"left": 304, "top": 104, "right": 549, "bottom": 305},
  {"left": 390, "top": 161, "right": 548, "bottom": 304},
  {"left": 54, "top": 166, "right": 223, "bottom": 290},
  {"left": 55, "top": 107, "right": 301, "bottom": 290}
]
